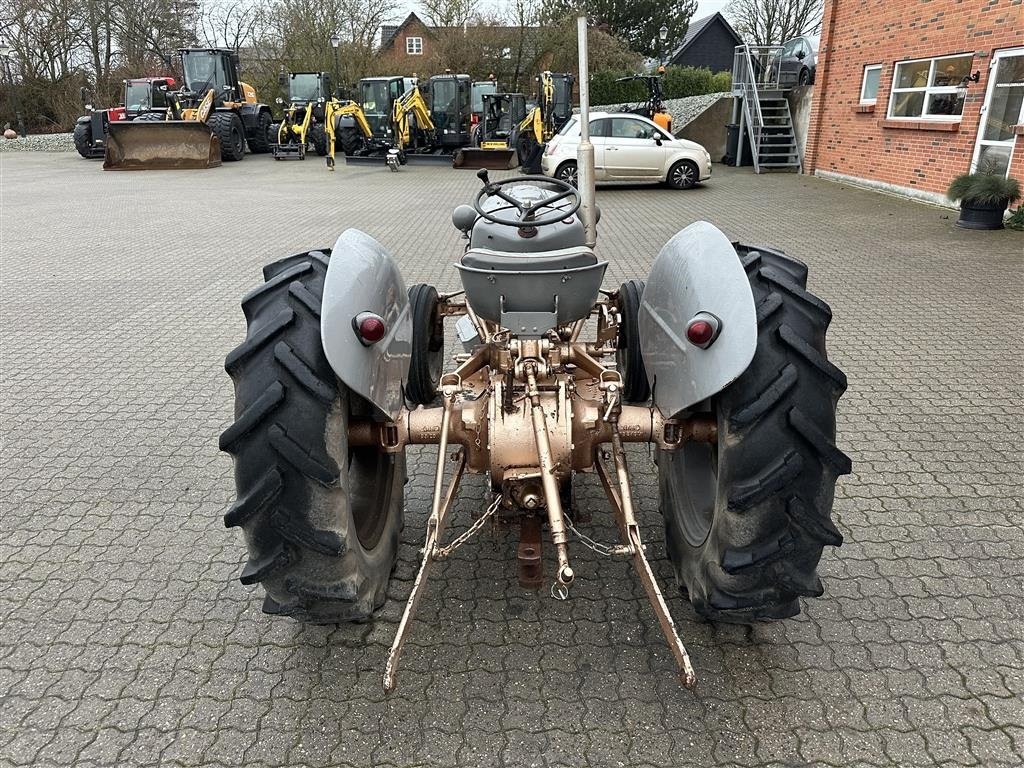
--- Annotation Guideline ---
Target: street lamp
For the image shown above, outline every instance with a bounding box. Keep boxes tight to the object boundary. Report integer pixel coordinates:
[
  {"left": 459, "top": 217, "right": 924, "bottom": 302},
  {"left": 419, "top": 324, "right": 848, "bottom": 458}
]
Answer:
[
  {"left": 330, "top": 33, "right": 341, "bottom": 86},
  {"left": 0, "top": 38, "right": 26, "bottom": 138},
  {"left": 659, "top": 24, "right": 669, "bottom": 68}
]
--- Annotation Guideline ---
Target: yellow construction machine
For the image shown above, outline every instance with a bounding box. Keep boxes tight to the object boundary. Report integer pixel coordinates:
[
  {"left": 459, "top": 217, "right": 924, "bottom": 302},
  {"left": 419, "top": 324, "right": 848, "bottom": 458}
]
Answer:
[
  {"left": 104, "top": 48, "right": 273, "bottom": 170},
  {"left": 512, "top": 71, "right": 575, "bottom": 174},
  {"left": 340, "top": 76, "right": 437, "bottom": 169},
  {"left": 453, "top": 92, "right": 528, "bottom": 170},
  {"left": 271, "top": 71, "right": 336, "bottom": 161}
]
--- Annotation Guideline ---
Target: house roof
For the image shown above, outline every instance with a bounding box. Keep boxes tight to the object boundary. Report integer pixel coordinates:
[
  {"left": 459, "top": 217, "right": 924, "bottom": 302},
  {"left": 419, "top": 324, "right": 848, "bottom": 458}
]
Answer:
[
  {"left": 669, "top": 12, "right": 742, "bottom": 60},
  {"left": 380, "top": 12, "right": 429, "bottom": 50}
]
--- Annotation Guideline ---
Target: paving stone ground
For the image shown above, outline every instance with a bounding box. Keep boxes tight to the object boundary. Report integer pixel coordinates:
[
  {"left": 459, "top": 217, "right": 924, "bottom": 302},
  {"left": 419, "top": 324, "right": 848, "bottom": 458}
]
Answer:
[{"left": 1, "top": 153, "right": 1022, "bottom": 768}]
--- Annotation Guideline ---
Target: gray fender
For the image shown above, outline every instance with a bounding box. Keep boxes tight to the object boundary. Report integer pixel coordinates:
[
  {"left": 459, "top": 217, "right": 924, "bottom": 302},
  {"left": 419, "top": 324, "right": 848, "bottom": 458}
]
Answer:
[
  {"left": 321, "top": 229, "right": 411, "bottom": 420},
  {"left": 639, "top": 221, "right": 757, "bottom": 419}
]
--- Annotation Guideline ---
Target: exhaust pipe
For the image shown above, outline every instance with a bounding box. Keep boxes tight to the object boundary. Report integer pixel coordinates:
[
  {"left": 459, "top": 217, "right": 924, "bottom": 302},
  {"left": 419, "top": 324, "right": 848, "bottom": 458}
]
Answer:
[{"left": 576, "top": 15, "right": 597, "bottom": 248}]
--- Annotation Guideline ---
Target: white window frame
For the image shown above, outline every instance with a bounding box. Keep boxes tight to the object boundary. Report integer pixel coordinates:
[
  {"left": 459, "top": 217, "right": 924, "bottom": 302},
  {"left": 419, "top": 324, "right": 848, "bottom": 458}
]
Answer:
[
  {"left": 860, "top": 64, "right": 882, "bottom": 105},
  {"left": 406, "top": 36, "right": 423, "bottom": 55},
  {"left": 887, "top": 53, "right": 973, "bottom": 121}
]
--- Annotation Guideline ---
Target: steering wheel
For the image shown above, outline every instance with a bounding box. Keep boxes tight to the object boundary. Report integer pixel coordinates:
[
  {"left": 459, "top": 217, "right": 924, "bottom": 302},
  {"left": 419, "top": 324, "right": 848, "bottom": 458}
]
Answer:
[{"left": 473, "top": 171, "right": 581, "bottom": 228}]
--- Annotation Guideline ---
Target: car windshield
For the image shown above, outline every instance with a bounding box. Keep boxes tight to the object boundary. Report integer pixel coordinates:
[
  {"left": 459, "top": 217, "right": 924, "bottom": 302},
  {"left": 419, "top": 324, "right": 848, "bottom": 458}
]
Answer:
[
  {"left": 183, "top": 52, "right": 227, "bottom": 93},
  {"left": 289, "top": 74, "right": 320, "bottom": 102},
  {"left": 361, "top": 81, "right": 390, "bottom": 115},
  {"left": 472, "top": 81, "right": 496, "bottom": 113},
  {"left": 125, "top": 83, "right": 154, "bottom": 111}
]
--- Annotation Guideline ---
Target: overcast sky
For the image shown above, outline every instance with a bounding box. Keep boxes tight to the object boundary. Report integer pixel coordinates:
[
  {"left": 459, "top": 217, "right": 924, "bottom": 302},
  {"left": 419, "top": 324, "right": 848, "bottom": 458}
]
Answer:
[{"left": 405, "top": 1, "right": 732, "bottom": 23}]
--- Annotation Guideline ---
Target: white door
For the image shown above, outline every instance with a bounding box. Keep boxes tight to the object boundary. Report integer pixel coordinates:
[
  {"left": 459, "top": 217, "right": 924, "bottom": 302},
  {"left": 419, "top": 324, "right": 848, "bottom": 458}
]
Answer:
[
  {"left": 605, "top": 117, "right": 666, "bottom": 178},
  {"left": 971, "top": 47, "right": 1024, "bottom": 177}
]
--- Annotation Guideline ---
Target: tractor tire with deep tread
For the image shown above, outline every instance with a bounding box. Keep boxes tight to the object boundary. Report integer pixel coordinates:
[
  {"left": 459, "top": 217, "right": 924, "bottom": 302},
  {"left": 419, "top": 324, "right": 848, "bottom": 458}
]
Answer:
[
  {"left": 248, "top": 110, "right": 273, "bottom": 154},
  {"left": 73, "top": 121, "right": 93, "bottom": 158},
  {"left": 221, "top": 251, "right": 405, "bottom": 623},
  {"left": 658, "top": 244, "right": 851, "bottom": 623},
  {"left": 338, "top": 125, "right": 363, "bottom": 156},
  {"left": 133, "top": 112, "right": 164, "bottom": 122},
  {"left": 309, "top": 125, "right": 328, "bottom": 156},
  {"left": 208, "top": 111, "right": 246, "bottom": 161},
  {"left": 616, "top": 280, "right": 650, "bottom": 403},
  {"left": 405, "top": 284, "right": 444, "bottom": 406}
]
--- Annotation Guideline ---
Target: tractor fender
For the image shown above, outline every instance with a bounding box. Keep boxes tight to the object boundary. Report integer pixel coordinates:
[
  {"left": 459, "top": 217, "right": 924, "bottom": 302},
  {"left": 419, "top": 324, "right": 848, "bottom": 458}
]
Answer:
[
  {"left": 321, "top": 229, "right": 412, "bottom": 421},
  {"left": 639, "top": 221, "right": 757, "bottom": 419}
]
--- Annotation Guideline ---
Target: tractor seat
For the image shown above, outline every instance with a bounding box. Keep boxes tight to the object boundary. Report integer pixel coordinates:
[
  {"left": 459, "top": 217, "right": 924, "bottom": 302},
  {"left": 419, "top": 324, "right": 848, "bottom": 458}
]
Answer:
[{"left": 461, "top": 246, "right": 598, "bottom": 272}]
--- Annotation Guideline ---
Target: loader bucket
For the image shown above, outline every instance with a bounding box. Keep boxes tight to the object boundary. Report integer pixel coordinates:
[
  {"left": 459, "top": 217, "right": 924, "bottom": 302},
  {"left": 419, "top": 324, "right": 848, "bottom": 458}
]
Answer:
[
  {"left": 103, "top": 122, "right": 221, "bottom": 170},
  {"left": 452, "top": 148, "right": 518, "bottom": 170}
]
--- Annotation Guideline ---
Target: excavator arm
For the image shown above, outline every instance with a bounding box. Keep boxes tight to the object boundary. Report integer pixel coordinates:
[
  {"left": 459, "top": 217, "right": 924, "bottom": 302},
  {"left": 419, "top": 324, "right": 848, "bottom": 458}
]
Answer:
[
  {"left": 391, "top": 86, "right": 435, "bottom": 150},
  {"left": 325, "top": 100, "right": 374, "bottom": 169}
]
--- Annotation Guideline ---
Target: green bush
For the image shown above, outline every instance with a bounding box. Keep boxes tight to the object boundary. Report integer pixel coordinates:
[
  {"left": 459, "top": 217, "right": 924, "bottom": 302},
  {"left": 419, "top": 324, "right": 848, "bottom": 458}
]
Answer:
[
  {"left": 947, "top": 172, "right": 1021, "bottom": 205},
  {"left": 1006, "top": 206, "right": 1024, "bottom": 231},
  {"left": 590, "top": 66, "right": 733, "bottom": 106}
]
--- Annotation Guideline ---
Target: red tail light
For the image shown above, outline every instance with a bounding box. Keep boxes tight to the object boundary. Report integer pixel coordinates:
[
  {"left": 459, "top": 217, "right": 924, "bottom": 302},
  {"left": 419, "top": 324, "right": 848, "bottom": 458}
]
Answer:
[
  {"left": 354, "top": 312, "right": 387, "bottom": 345},
  {"left": 544, "top": 138, "right": 561, "bottom": 156},
  {"left": 685, "top": 312, "right": 721, "bottom": 349}
]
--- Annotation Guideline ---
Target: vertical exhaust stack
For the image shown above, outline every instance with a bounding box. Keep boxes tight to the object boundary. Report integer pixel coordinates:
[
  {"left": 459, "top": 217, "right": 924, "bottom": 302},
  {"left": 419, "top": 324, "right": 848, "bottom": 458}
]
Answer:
[{"left": 576, "top": 15, "right": 598, "bottom": 248}]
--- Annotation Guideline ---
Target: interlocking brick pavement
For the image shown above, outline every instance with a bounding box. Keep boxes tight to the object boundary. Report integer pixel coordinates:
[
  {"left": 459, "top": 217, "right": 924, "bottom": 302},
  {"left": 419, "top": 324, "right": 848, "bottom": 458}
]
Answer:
[{"left": 1, "top": 153, "right": 1021, "bottom": 767}]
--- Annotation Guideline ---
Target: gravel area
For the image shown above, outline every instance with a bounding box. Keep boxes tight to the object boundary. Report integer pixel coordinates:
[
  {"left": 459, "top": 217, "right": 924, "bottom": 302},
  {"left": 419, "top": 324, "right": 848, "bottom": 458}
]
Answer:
[
  {"left": 594, "top": 92, "right": 731, "bottom": 134},
  {"left": 0, "top": 132, "right": 75, "bottom": 152}
]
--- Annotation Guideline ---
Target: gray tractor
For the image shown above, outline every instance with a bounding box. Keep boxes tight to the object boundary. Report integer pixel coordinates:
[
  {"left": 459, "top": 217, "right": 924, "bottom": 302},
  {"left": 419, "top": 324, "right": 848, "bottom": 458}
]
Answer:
[{"left": 220, "top": 22, "right": 849, "bottom": 692}]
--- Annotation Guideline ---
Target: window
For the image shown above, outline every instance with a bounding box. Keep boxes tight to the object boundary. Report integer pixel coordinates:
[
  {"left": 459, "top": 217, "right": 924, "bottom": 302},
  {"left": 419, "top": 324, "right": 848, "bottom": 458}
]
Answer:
[
  {"left": 888, "top": 54, "right": 973, "bottom": 119},
  {"left": 406, "top": 36, "right": 422, "bottom": 55},
  {"left": 610, "top": 117, "right": 656, "bottom": 139},
  {"left": 860, "top": 64, "right": 882, "bottom": 104}
]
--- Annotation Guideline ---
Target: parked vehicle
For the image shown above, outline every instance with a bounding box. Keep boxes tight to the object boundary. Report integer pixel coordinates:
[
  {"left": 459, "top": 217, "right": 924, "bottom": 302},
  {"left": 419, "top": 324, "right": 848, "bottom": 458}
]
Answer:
[
  {"left": 541, "top": 112, "right": 711, "bottom": 188},
  {"left": 74, "top": 77, "right": 176, "bottom": 159},
  {"left": 773, "top": 36, "right": 818, "bottom": 86}
]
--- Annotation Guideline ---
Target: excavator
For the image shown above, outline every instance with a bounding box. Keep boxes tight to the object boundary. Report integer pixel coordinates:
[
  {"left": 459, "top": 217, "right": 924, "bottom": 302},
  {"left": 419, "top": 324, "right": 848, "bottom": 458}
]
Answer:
[
  {"left": 511, "top": 71, "right": 575, "bottom": 174},
  {"left": 104, "top": 48, "right": 273, "bottom": 170},
  {"left": 452, "top": 91, "right": 528, "bottom": 169},
  {"left": 616, "top": 69, "right": 673, "bottom": 133},
  {"left": 339, "top": 76, "right": 438, "bottom": 169},
  {"left": 271, "top": 71, "right": 336, "bottom": 160}
]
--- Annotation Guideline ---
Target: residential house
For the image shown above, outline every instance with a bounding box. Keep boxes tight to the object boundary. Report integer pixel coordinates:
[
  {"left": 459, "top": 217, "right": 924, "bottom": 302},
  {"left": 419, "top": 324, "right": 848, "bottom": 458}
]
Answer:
[
  {"left": 805, "top": 0, "right": 1023, "bottom": 205},
  {"left": 667, "top": 13, "right": 742, "bottom": 74}
]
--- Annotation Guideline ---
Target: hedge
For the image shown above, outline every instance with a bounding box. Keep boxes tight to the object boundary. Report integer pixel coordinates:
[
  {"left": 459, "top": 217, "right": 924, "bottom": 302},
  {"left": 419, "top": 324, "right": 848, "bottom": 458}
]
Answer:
[{"left": 590, "top": 66, "right": 732, "bottom": 106}]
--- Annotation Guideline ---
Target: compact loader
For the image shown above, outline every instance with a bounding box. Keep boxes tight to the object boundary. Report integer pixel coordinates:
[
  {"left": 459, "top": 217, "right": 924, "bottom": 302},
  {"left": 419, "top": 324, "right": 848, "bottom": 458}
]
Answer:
[
  {"left": 453, "top": 91, "right": 528, "bottom": 169},
  {"left": 104, "top": 48, "right": 273, "bottom": 170},
  {"left": 221, "top": 19, "right": 850, "bottom": 693}
]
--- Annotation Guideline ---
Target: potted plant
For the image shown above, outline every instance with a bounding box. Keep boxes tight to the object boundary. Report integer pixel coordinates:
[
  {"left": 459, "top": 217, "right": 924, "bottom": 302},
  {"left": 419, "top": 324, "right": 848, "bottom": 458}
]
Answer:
[{"left": 947, "top": 168, "right": 1021, "bottom": 230}]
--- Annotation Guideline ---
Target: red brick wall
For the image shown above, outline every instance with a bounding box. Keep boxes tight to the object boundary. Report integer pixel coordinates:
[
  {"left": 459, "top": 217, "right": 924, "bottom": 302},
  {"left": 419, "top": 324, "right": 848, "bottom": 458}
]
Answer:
[
  {"left": 806, "top": 0, "right": 1024, "bottom": 200},
  {"left": 382, "top": 19, "right": 432, "bottom": 73}
]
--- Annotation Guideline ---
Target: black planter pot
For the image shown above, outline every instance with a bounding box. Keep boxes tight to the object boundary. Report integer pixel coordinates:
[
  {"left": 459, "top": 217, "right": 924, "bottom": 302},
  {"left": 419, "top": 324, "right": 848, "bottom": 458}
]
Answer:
[{"left": 956, "top": 198, "right": 1008, "bottom": 230}]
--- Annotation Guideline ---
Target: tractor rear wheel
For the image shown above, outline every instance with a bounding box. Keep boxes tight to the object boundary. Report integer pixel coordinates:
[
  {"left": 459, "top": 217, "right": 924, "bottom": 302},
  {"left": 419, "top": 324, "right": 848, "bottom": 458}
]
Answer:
[
  {"left": 208, "top": 112, "right": 246, "bottom": 161},
  {"left": 658, "top": 245, "right": 850, "bottom": 622},
  {"left": 133, "top": 112, "right": 163, "bottom": 122},
  {"left": 221, "top": 251, "right": 405, "bottom": 622},
  {"left": 338, "top": 126, "right": 362, "bottom": 156},
  {"left": 247, "top": 110, "right": 273, "bottom": 154},
  {"left": 73, "top": 121, "right": 93, "bottom": 158},
  {"left": 309, "top": 125, "right": 328, "bottom": 156}
]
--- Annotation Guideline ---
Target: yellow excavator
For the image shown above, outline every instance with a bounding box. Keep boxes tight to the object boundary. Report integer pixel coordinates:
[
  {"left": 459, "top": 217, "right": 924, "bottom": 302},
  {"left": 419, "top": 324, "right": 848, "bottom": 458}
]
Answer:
[
  {"left": 104, "top": 48, "right": 274, "bottom": 170},
  {"left": 512, "top": 71, "right": 575, "bottom": 174},
  {"left": 271, "top": 71, "right": 337, "bottom": 161},
  {"left": 339, "top": 76, "right": 436, "bottom": 169}
]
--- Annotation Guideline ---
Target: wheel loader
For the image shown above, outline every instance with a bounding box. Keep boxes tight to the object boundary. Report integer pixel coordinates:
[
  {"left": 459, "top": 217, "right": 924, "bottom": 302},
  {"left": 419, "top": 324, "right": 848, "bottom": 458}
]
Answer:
[
  {"left": 74, "top": 76, "right": 176, "bottom": 159},
  {"left": 512, "top": 71, "right": 575, "bottom": 173},
  {"left": 104, "top": 48, "right": 274, "bottom": 170},
  {"left": 221, "top": 18, "right": 850, "bottom": 693},
  {"left": 270, "top": 71, "right": 336, "bottom": 160}
]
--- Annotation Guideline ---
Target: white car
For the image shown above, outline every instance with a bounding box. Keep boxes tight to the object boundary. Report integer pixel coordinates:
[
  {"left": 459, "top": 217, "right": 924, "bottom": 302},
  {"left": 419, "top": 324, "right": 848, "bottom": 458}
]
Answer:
[{"left": 540, "top": 112, "right": 712, "bottom": 189}]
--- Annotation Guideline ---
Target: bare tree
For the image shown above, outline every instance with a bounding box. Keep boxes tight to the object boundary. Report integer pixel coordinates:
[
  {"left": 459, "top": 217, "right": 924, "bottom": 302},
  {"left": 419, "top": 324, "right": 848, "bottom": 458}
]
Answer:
[
  {"left": 726, "top": 0, "right": 822, "bottom": 46},
  {"left": 419, "top": 0, "right": 474, "bottom": 28},
  {"left": 199, "top": 0, "right": 268, "bottom": 50}
]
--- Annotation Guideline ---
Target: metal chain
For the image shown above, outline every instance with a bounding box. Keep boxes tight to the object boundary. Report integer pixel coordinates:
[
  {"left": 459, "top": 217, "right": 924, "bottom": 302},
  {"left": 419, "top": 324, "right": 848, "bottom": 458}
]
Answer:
[
  {"left": 434, "top": 495, "right": 502, "bottom": 559},
  {"left": 564, "top": 514, "right": 621, "bottom": 557}
]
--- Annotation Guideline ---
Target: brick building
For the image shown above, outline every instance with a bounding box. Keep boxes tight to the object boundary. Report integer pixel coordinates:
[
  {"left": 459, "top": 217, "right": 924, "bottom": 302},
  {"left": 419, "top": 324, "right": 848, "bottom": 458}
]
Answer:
[{"left": 805, "top": 0, "right": 1023, "bottom": 205}]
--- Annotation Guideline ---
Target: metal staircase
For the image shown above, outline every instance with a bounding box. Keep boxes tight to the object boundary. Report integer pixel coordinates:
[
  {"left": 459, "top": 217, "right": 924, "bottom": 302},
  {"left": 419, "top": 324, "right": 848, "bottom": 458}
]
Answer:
[{"left": 731, "top": 45, "right": 802, "bottom": 173}]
